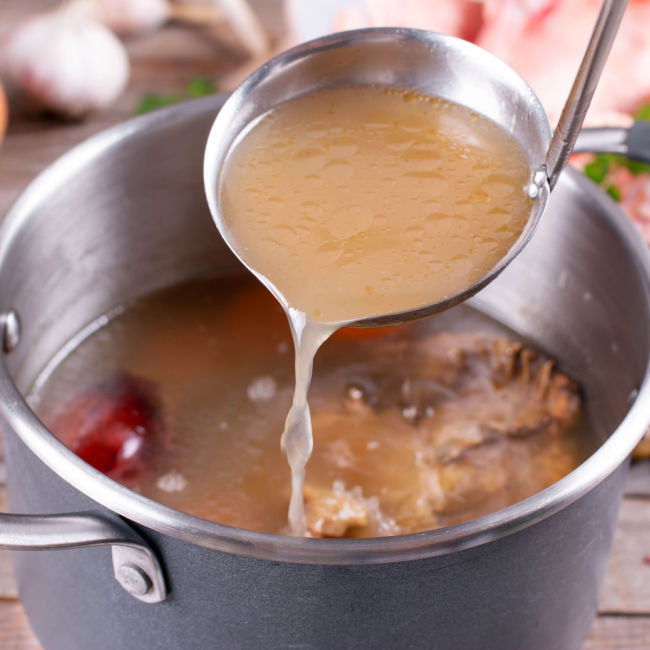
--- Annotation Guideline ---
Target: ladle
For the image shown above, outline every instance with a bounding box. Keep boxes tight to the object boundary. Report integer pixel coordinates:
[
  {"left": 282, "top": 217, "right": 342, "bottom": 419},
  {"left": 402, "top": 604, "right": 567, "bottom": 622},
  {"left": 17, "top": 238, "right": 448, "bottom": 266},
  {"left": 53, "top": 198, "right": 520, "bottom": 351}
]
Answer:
[{"left": 204, "top": 0, "right": 628, "bottom": 327}]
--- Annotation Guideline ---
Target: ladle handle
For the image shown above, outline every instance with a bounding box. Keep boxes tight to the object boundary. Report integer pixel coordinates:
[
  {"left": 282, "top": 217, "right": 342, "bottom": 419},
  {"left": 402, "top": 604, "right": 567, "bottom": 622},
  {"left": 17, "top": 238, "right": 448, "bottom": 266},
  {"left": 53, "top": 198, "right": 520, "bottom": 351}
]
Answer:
[{"left": 546, "top": 0, "right": 628, "bottom": 190}]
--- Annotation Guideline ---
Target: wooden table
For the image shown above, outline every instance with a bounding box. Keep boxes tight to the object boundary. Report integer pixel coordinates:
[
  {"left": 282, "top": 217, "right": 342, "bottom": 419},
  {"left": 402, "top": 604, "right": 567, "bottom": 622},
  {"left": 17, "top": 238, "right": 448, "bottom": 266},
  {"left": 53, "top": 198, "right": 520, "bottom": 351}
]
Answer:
[{"left": 0, "top": 2, "right": 649, "bottom": 647}]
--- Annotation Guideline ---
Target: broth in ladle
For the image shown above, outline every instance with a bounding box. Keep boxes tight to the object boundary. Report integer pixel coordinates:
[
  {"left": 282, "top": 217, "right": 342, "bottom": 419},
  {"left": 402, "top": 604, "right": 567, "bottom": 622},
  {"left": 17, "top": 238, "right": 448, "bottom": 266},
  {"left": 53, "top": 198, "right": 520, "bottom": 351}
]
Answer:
[{"left": 219, "top": 86, "right": 533, "bottom": 323}]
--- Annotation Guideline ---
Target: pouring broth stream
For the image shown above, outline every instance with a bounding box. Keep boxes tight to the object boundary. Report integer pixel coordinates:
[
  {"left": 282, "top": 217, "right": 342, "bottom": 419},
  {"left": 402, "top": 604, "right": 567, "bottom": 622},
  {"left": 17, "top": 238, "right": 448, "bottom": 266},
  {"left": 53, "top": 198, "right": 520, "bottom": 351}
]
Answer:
[{"left": 218, "top": 86, "right": 534, "bottom": 535}]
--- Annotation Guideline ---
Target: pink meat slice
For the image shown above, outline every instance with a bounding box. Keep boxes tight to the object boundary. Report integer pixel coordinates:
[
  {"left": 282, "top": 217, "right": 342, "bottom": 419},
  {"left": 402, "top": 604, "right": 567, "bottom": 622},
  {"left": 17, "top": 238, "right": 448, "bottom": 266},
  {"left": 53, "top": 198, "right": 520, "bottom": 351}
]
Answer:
[
  {"left": 286, "top": 0, "right": 484, "bottom": 42},
  {"left": 476, "top": 0, "right": 650, "bottom": 123},
  {"left": 295, "top": 0, "right": 650, "bottom": 123},
  {"left": 359, "top": 0, "right": 484, "bottom": 41}
]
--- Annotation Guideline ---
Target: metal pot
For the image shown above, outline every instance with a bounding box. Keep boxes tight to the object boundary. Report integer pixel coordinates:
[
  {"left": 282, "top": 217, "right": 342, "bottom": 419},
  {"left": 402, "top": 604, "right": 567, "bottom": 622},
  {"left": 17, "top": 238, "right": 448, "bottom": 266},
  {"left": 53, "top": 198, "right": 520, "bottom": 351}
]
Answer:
[{"left": 1, "top": 93, "right": 650, "bottom": 650}]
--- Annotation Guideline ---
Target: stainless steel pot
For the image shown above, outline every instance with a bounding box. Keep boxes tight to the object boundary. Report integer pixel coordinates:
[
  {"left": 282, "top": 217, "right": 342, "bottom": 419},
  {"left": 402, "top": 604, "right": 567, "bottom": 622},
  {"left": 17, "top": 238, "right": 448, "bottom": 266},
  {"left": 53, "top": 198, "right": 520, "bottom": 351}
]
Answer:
[{"left": 1, "top": 93, "right": 650, "bottom": 650}]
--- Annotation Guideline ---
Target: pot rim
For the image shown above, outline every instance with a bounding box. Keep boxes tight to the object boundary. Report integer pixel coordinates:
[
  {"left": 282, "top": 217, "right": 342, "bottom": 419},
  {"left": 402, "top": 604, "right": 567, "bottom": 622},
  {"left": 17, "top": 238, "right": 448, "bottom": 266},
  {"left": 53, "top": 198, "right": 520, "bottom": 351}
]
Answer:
[{"left": 2, "top": 94, "right": 650, "bottom": 565}]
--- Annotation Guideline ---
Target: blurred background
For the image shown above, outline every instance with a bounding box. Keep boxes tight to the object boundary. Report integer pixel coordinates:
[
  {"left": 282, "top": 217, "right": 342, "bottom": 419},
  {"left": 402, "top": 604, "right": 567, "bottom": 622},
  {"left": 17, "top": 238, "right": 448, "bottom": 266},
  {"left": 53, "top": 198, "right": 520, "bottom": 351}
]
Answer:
[{"left": 1, "top": 0, "right": 650, "bottom": 242}]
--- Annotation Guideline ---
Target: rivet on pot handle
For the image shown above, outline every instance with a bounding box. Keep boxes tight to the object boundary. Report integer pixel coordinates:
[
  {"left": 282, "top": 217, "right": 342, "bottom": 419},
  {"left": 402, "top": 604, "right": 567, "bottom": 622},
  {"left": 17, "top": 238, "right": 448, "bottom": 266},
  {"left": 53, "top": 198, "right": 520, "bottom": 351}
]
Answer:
[
  {"left": 0, "top": 310, "right": 20, "bottom": 354},
  {"left": 575, "top": 121, "right": 650, "bottom": 163},
  {"left": 0, "top": 311, "right": 167, "bottom": 604}
]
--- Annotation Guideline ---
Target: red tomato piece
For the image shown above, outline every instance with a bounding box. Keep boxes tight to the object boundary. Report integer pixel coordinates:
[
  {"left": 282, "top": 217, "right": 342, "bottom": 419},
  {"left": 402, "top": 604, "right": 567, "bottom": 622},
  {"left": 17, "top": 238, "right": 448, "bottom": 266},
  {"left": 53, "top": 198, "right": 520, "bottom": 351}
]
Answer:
[{"left": 50, "top": 374, "right": 160, "bottom": 481}]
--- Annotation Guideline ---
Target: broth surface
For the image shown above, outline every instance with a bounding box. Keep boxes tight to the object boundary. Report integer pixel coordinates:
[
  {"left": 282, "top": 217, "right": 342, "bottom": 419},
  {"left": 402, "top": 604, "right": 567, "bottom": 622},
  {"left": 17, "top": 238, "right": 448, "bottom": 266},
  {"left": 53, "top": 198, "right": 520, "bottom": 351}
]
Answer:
[
  {"left": 31, "top": 278, "right": 595, "bottom": 537},
  {"left": 219, "top": 86, "right": 533, "bottom": 322}
]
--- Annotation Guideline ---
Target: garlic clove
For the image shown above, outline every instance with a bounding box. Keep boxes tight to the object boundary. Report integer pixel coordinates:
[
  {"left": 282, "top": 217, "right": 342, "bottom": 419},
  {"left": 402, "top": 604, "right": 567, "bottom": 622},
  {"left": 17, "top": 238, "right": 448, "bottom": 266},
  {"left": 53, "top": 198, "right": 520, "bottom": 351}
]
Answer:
[
  {"left": 93, "top": 0, "right": 171, "bottom": 36},
  {"left": 2, "top": 5, "right": 130, "bottom": 119}
]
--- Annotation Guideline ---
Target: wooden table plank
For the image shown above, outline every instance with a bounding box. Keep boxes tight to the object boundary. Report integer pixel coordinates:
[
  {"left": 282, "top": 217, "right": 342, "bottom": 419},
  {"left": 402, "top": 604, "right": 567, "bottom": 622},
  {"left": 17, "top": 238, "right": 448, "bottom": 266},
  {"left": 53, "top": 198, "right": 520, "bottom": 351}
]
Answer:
[
  {"left": 585, "top": 616, "right": 650, "bottom": 649},
  {"left": 599, "top": 498, "right": 650, "bottom": 615},
  {"left": 0, "top": 489, "right": 18, "bottom": 601},
  {"left": 0, "top": 602, "right": 41, "bottom": 650},
  {"left": 626, "top": 462, "right": 650, "bottom": 498}
]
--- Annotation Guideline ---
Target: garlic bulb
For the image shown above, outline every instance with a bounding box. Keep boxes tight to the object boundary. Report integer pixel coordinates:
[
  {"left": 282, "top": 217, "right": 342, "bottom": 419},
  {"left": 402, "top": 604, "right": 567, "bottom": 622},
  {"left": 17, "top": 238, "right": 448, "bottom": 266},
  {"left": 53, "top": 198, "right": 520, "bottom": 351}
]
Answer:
[
  {"left": 2, "top": 3, "right": 130, "bottom": 119},
  {"left": 93, "top": 0, "right": 170, "bottom": 36}
]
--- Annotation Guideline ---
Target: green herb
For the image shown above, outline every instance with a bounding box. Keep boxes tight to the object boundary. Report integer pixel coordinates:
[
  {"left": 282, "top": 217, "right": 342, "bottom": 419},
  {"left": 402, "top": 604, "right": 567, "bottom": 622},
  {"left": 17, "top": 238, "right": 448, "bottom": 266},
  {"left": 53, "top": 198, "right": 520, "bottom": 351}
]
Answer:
[
  {"left": 186, "top": 77, "right": 216, "bottom": 97},
  {"left": 582, "top": 102, "right": 650, "bottom": 192},
  {"left": 586, "top": 152, "right": 650, "bottom": 179},
  {"left": 623, "top": 158, "right": 650, "bottom": 175},
  {"left": 634, "top": 103, "right": 650, "bottom": 121},
  {"left": 584, "top": 155, "right": 611, "bottom": 184},
  {"left": 136, "top": 93, "right": 184, "bottom": 115},
  {"left": 135, "top": 77, "right": 217, "bottom": 115},
  {"left": 606, "top": 184, "right": 621, "bottom": 201}
]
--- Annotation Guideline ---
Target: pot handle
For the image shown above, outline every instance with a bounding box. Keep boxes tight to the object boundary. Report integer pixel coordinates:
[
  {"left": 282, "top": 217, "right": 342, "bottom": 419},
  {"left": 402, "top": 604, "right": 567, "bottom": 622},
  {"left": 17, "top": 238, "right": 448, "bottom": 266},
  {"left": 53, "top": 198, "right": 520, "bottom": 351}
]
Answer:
[
  {"left": 574, "top": 121, "right": 650, "bottom": 162},
  {"left": 0, "top": 510, "right": 167, "bottom": 603},
  {"left": 0, "top": 313, "right": 167, "bottom": 603}
]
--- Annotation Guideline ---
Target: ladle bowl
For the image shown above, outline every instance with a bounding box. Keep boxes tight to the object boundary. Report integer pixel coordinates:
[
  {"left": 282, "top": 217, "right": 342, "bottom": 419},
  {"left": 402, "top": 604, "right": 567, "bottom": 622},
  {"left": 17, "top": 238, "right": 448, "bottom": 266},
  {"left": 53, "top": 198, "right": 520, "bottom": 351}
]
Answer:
[{"left": 204, "top": 27, "right": 554, "bottom": 327}]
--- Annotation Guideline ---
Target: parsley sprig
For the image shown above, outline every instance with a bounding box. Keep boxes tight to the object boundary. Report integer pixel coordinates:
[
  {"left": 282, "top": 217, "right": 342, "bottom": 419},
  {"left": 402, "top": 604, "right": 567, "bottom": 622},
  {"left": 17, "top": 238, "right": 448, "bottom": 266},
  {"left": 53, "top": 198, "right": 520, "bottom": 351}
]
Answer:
[
  {"left": 582, "top": 104, "right": 650, "bottom": 201},
  {"left": 135, "top": 77, "right": 217, "bottom": 115}
]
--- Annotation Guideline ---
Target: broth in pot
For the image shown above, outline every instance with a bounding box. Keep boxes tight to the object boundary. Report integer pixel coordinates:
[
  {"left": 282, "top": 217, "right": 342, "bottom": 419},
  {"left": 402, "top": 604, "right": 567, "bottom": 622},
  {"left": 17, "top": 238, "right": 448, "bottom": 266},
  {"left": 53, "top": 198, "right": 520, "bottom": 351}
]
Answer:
[{"left": 31, "top": 277, "right": 595, "bottom": 539}]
